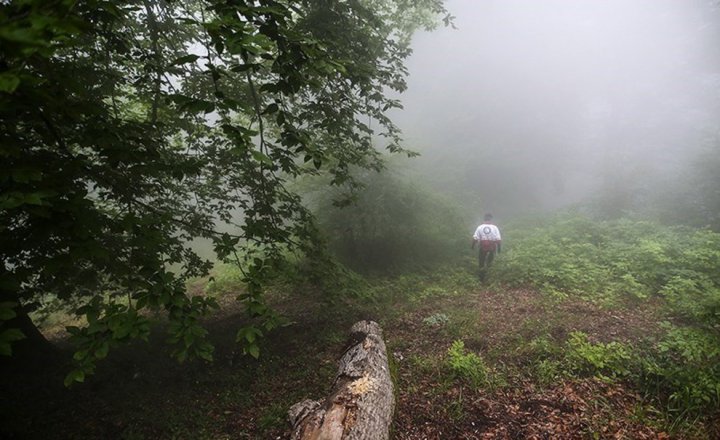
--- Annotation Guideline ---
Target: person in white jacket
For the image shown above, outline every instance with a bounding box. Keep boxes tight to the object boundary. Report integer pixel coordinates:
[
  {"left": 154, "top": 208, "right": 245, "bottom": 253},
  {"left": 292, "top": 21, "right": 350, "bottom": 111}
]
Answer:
[{"left": 472, "top": 213, "right": 502, "bottom": 280}]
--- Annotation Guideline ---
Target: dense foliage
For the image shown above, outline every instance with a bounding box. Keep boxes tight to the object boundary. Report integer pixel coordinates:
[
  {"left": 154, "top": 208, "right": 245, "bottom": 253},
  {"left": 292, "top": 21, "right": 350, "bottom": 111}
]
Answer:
[
  {"left": 308, "top": 169, "right": 467, "bottom": 273},
  {"left": 494, "top": 214, "right": 720, "bottom": 308},
  {"left": 0, "top": 0, "right": 448, "bottom": 383},
  {"left": 492, "top": 213, "right": 720, "bottom": 415}
]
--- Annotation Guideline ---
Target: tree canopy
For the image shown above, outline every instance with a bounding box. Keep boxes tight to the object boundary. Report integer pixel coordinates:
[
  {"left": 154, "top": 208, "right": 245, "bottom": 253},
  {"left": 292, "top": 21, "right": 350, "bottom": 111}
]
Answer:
[{"left": 0, "top": 0, "right": 448, "bottom": 384}]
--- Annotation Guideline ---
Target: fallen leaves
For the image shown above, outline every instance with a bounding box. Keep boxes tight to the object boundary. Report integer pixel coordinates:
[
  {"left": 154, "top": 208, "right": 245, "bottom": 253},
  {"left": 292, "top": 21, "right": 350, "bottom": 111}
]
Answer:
[{"left": 394, "top": 377, "right": 665, "bottom": 439}]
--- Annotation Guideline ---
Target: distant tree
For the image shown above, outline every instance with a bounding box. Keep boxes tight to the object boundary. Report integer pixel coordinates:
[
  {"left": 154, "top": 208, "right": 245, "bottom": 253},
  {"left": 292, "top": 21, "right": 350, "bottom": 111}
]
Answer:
[
  {"left": 652, "top": 145, "right": 720, "bottom": 231},
  {"left": 688, "top": 147, "right": 720, "bottom": 231},
  {"left": 309, "top": 169, "right": 466, "bottom": 272},
  {"left": 0, "top": 0, "right": 449, "bottom": 384}
]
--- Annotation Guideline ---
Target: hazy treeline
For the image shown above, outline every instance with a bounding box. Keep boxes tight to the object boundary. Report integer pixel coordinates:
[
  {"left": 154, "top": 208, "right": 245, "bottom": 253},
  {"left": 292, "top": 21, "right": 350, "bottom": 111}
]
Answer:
[
  {"left": 379, "top": 0, "right": 720, "bottom": 230},
  {"left": 301, "top": 0, "right": 720, "bottom": 273}
]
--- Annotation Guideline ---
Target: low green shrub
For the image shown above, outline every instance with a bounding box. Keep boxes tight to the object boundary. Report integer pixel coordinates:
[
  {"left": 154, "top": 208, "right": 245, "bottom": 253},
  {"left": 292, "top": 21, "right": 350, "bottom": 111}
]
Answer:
[
  {"left": 490, "top": 213, "right": 720, "bottom": 418},
  {"left": 447, "top": 339, "right": 488, "bottom": 388},
  {"left": 640, "top": 324, "right": 720, "bottom": 414},
  {"left": 412, "top": 286, "right": 448, "bottom": 304},
  {"left": 534, "top": 359, "right": 562, "bottom": 386},
  {"left": 526, "top": 334, "right": 563, "bottom": 360},
  {"left": 564, "top": 331, "right": 631, "bottom": 379},
  {"left": 423, "top": 312, "right": 449, "bottom": 327},
  {"left": 493, "top": 214, "right": 720, "bottom": 324}
]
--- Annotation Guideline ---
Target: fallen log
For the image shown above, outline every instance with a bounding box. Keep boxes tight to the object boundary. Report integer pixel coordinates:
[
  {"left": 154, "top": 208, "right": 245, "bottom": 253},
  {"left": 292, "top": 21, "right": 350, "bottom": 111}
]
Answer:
[{"left": 288, "top": 320, "right": 394, "bottom": 440}]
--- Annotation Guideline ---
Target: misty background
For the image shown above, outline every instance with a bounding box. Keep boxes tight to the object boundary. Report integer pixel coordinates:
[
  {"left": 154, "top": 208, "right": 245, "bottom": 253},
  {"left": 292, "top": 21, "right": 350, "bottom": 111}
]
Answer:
[{"left": 385, "top": 0, "right": 720, "bottom": 228}]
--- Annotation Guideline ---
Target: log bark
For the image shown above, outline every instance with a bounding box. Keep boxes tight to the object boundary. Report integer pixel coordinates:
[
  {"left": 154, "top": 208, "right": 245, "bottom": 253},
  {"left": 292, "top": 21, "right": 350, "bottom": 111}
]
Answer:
[{"left": 288, "top": 320, "right": 394, "bottom": 440}]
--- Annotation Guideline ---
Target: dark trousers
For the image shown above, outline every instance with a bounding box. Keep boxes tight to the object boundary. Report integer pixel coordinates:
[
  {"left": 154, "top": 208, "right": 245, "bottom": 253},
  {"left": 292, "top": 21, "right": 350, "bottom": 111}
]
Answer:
[{"left": 478, "top": 248, "right": 495, "bottom": 280}]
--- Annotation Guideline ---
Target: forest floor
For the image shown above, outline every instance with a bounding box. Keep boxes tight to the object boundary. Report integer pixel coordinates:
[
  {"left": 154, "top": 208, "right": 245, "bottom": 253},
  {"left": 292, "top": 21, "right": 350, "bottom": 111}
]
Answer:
[{"left": 1, "top": 266, "right": 718, "bottom": 439}]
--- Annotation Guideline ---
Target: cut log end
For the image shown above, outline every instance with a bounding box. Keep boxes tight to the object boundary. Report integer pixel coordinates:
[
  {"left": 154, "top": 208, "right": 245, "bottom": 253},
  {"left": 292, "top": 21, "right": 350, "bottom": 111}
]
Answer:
[{"left": 289, "top": 320, "right": 394, "bottom": 440}]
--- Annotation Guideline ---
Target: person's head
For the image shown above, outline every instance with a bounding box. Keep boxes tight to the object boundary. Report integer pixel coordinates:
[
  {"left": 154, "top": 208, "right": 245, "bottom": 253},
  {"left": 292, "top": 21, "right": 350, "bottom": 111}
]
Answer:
[{"left": 483, "top": 213, "right": 493, "bottom": 222}]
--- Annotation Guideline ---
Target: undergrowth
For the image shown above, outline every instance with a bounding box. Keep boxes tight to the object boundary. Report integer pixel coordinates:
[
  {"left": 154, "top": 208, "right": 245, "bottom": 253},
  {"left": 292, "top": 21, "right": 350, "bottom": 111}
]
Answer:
[
  {"left": 26, "top": 212, "right": 719, "bottom": 437},
  {"left": 493, "top": 213, "right": 720, "bottom": 425},
  {"left": 447, "top": 340, "right": 488, "bottom": 388}
]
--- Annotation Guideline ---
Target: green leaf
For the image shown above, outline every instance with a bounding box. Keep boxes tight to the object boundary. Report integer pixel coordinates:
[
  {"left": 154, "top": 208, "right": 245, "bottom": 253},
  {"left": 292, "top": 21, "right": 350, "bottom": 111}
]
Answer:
[
  {"left": 251, "top": 150, "right": 273, "bottom": 165},
  {"left": 0, "top": 27, "right": 48, "bottom": 46},
  {"left": 175, "top": 97, "right": 215, "bottom": 114},
  {"left": 245, "top": 343, "right": 260, "bottom": 359},
  {"left": 230, "top": 63, "right": 259, "bottom": 73},
  {"left": 0, "top": 327, "right": 26, "bottom": 355},
  {"left": 236, "top": 326, "right": 263, "bottom": 344},
  {"left": 0, "top": 73, "right": 21, "bottom": 93},
  {"left": 64, "top": 369, "right": 85, "bottom": 387},
  {"left": 11, "top": 168, "right": 42, "bottom": 183},
  {"left": 0, "top": 302, "right": 17, "bottom": 321},
  {"left": 23, "top": 193, "right": 44, "bottom": 205},
  {"left": 0, "top": 328, "right": 25, "bottom": 343},
  {"left": 176, "top": 349, "right": 188, "bottom": 363},
  {"left": 65, "top": 326, "right": 81, "bottom": 336},
  {"left": 171, "top": 54, "right": 200, "bottom": 65},
  {"left": 263, "top": 103, "right": 279, "bottom": 114},
  {"left": 197, "top": 348, "right": 213, "bottom": 362},
  {"left": 94, "top": 341, "right": 110, "bottom": 359}
]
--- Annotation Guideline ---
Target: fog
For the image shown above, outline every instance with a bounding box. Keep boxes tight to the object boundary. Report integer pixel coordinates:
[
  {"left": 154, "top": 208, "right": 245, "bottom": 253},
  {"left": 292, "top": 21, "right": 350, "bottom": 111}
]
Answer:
[{"left": 391, "top": 0, "right": 720, "bottom": 222}]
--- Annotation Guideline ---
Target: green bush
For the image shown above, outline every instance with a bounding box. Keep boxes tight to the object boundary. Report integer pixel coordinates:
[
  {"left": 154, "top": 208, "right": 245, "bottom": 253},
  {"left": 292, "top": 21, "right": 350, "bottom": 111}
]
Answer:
[
  {"left": 564, "top": 331, "right": 631, "bottom": 379},
  {"left": 534, "top": 359, "right": 562, "bottom": 386},
  {"left": 489, "top": 213, "right": 720, "bottom": 418},
  {"left": 423, "top": 312, "right": 449, "bottom": 327},
  {"left": 640, "top": 325, "right": 720, "bottom": 414},
  {"left": 493, "top": 214, "right": 720, "bottom": 321},
  {"left": 447, "top": 340, "right": 487, "bottom": 388},
  {"left": 526, "top": 334, "right": 563, "bottom": 360},
  {"left": 492, "top": 215, "right": 614, "bottom": 298}
]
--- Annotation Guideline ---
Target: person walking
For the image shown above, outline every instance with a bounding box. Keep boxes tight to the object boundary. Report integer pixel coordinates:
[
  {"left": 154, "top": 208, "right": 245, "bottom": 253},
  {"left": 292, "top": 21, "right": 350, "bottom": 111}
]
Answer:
[{"left": 472, "top": 213, "right": 502, "bottom": 280}]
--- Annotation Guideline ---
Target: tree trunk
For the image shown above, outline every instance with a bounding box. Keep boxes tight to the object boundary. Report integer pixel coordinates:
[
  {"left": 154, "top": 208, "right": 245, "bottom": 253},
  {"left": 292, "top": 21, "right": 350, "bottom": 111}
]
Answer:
[
  {"left": 288, "top": 320, "right": 395, "bottom": 440},
  {"left": 0, "top": 303, "right": 57, "bottom": 364},
  {"left": 0, "top": 269, "right": 56, "bottom": 364}
]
